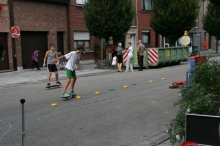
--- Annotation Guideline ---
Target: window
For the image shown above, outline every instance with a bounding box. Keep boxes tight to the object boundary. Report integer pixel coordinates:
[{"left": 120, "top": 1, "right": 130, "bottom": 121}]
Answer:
[
  {"left": 74, "top": 32, "right": 90, "bottom": 51},
  {"left": 76, "top": 0, "right": 87, "bottom": 5},
  {"left": 142, "top": 0, "right": 153, "bottom": 11},
  {"left": 142, "top": 30, "right": 150, "bottom": 44}
]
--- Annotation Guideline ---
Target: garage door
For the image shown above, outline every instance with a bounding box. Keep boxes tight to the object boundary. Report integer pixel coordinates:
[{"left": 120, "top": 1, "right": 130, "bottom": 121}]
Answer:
[
  {"left": 0, "top": 33, "right": 9, "bottom": 70},
  {"left": 21, "top": 32, "right": 48, "bottom": 69}
]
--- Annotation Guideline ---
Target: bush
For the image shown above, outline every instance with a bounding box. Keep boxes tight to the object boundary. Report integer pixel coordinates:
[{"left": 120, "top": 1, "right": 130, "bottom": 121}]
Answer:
[{"left": 169, "top": 59, "right": 220, "bottom": 145}]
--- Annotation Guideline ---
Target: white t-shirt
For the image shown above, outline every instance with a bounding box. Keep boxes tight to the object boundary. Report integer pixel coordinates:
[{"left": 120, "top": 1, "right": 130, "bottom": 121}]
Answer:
[
  {"left": 128, "top": 46, "right": 133, "bottom": 57},
  {"left": 65, "top": 51, "right": 80, "bottom": 71}
]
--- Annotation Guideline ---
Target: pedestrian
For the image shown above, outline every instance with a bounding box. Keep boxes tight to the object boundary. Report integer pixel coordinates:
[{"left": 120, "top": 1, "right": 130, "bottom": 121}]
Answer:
[
  {"left": 52, "top": 45, "right": 84, "bottom": 98},
  {"left": 43, "top": 43, "right": 61, "bottom": 87},
  {"left": 125, "top": 42, "right": 133, "bottom": 72},
  {"left": 137, "top": 40, "right": 145, "bottom": 71},
  {"left": 30, "top": 49, "right": 40, "bottom": 71},
  {"left": 116, "top": 43, "right": 123, "bottom": 72}
]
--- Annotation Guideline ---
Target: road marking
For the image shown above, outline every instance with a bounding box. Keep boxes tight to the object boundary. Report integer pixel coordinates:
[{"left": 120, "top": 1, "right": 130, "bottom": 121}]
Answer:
[{"left": 0, "top": 120, "right": 12, "bottom": 141}]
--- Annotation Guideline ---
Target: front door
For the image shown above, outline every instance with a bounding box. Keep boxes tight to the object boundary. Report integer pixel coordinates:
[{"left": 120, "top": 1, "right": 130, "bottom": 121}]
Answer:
[
  {"left": 194, "top": 34, "right": 201, "bottom": 51},
  {"left": 21, "top": 32, "right": 48, "bottom": 69}
]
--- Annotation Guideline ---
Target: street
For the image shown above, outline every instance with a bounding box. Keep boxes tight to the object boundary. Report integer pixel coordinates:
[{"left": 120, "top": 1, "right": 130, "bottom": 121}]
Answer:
[{"left": 0, "top": 62, "right": 191, "bottom": 146}]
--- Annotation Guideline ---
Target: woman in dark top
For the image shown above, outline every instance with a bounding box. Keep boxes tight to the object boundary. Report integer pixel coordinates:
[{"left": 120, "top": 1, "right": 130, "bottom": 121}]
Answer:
[{"left": 116, "top": 43, "right": 123, "bottom": 72}]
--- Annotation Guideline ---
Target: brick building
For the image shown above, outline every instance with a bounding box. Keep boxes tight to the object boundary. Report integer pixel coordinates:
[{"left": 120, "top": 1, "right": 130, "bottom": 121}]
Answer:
[
  {"left": 0, "top": 0, "right": 12, "bottom": 70},
  {"left": 137, "top": 0, "right": 160, "bottom": 49},
  {"left": 0, "top": 0, "right": 70, "bottom": 71},
  {"left": 69, "top": 0, "right": 139, "bottom": 63},
  {"left": 68, "top": 0, "right": 96, "bottom": 63},
  {"left": 14, "top": 0, "right": 69, "bottom": 70}
]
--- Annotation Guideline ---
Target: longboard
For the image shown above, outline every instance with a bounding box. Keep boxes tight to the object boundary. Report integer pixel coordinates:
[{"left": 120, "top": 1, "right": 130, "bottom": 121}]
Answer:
[
  {"left": 62, "top": 93, "right": 77, "bottom": 100},
  {"left": 46, "top": 84, "right": 61, "bottom": 89}
]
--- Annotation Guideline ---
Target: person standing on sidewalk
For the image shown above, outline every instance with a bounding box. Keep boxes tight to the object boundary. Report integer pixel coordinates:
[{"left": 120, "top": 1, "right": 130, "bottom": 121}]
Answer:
[
  {"left": 116, "top": 43, "right": 123, "bottom": 72},
  {"left": 43, "top": 43, "right": 61, "bottom": 87},
  {"left": 125, "top": 42, "right": 133, "bottom": 72},
  {"left": 30, "top": 49, "right": 40, "bottom": 71},
  {"left": 137, "top": 40, "right": 145, "bottom": 71},
  {"left": 52, "top": 45, "right": 84, "bottom": 98}
]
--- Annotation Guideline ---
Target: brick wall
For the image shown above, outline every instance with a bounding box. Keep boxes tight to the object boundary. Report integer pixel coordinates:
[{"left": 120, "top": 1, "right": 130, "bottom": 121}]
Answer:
[
  {"left": 69, "top": 0, "right": 95, "bottom": 61},
  {"left": 0, "top": 0, "right": 10, "bottom": 33},
  {"left": 137, "top": 1, "right": 157, "bottom": 48},
  {"left": 0, "top": 0, "right": 13, "bottom": 70},
  {"left": 13, "top": 0, "right": 68, "bottom": 67}
]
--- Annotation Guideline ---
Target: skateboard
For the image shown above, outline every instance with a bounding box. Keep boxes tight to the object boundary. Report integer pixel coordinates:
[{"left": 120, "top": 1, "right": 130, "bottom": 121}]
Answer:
[
  {"left": 62, "top": 93, "right": 77, "bottom": 100},
  {"left": 46, "top": 84, "right": 61, "bottom": 89}
]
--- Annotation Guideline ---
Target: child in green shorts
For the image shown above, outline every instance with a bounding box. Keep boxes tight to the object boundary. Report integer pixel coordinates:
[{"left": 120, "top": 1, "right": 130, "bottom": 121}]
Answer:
[{"left": 52, "top": 45, "right": 84, "bottom": 98}]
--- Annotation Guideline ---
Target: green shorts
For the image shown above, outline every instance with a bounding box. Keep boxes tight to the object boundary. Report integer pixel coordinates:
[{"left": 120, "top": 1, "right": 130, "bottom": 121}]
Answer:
[{"left": 66, "top": 68, "right": 76, "bottom": 78}]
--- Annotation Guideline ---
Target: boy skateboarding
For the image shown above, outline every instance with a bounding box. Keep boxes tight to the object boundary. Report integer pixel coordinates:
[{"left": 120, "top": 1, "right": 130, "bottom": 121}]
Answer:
[
  {"left": 52, "top": 45, "right": 84, "bottom": 98},
  {"left": 43, "top": 43, "right": 61, "bottom": 87}
]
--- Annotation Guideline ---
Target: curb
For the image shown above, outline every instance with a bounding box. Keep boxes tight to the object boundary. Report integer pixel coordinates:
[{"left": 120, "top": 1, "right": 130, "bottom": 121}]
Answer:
[
  {"left": 0, "top": 70, "right": 116, "bottom": 88},
  {"left": 138, "top": 133, "right": 170, "bottom": 146}
]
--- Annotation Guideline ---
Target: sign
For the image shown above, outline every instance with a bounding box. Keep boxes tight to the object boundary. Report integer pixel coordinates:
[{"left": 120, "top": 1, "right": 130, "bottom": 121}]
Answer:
[
  {"left": 180, "top": 36, "right": 190, "bottom": 46},
  {"left": 202, "top": 40, "right": 207, "bottom": 49},
  {"left": 11, "top": 26, "right": 20, "bottom": 38},
  {"left": 186, "top": 114, "right": 220, "bottom": 145},
  {"left": 165, "top": 49, "right": 170, "bottom": 57}
]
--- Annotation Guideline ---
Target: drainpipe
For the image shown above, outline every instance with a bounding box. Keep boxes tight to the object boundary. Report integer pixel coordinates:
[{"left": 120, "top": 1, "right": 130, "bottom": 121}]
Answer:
[
  {"left": 136, "top": 0, "right": 138, "bottom": 45},
  {"left": 9, "top": 0, "right": 17, "bottom": 71},
  {"left": 67, "top": 3, "right": 70, "bottom": 52}
]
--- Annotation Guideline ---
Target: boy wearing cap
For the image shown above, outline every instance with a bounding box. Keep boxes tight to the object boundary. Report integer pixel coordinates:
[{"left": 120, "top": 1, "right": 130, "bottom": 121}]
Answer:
[{"left": 52, "top": 45, "right": 84, "bottom": 98}]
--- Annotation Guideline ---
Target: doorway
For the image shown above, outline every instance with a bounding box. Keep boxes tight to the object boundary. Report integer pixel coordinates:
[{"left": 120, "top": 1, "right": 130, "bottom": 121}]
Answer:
[
  {"left": 57, "top": 32, "right": 64, "bottom": 55},
  {"left": 21, "top": 32, "right": 48, "bottom": 69},
  {"left": 194, "top": 33, "right": 201, "bottom": 51},
  {"left": 0, "top": 33, "right": 9, "bottom": 70}
]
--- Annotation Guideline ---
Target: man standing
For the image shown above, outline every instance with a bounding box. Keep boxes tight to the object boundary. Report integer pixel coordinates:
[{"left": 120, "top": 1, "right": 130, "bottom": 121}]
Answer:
[
  {"left": 30, "top": 49, "right": 40, "bottom": 71},
  {"left": 137, "top": 40, "right": 145, "bottom": 71},
  {"left": 43, "top": 43, "right": 61, "bottom": 87}
]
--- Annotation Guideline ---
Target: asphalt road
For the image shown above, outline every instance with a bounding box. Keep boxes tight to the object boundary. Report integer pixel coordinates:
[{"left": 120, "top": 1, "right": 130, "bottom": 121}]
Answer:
[{"left": 0, "top": 62, "right": 191, "bottom": 146}]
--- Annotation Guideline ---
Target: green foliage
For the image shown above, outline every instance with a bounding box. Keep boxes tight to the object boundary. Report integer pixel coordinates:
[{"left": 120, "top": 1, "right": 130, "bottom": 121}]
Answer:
[
  {"left": 169, "top": 59, "right": 220, "bottom": 145},
  {"left": 203, "top": 3, "right": 220, "bottom": 40},
  {"left": 209, "top": 0, "right": 220, "bottom": 6},
  {"left": 94, "top": 43, "right": 101, "bottom": 61},
  {"left": 150, "top": 0, "right": 199, "bottom": 45},
  {"left": 83, "top": 0, "right": 135, "bottom": 41}
]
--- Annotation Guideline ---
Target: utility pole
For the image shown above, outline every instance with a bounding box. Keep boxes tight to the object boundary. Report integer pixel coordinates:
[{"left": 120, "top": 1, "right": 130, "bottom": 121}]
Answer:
[{"left": 9, "top": 0, "right": 17, "bottom": 71}]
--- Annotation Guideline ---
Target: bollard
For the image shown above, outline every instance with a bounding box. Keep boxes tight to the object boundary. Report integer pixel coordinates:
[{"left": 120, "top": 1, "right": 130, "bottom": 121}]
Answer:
[{"left": 20, "top": 99, "right": 26, "bottom": 146}]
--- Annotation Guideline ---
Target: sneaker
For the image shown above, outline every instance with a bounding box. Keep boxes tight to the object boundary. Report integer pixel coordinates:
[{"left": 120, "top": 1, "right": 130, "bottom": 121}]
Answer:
[
  {"left": 61, "top": 93, "right": 69, "bottom": 98},
  {"left": 69, "top": 91, "right": 77, "bottom": 95},
  {"left": 56, "top": 81, "right": 62, "bottom": 85},
  {"left": 47, "top": 83, "right": 51, "bottom": 87}
]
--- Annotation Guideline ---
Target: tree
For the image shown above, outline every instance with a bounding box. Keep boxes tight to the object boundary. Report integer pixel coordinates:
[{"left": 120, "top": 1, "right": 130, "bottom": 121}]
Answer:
[
  {"left": 83, "top": 0, "right": 135, "bottom": 67},
  {"left": 203, "top": 1, "right": 220, "bottom": 53},
  {"left": 150, "top": 0, "right": 199, "bottom": 45}
]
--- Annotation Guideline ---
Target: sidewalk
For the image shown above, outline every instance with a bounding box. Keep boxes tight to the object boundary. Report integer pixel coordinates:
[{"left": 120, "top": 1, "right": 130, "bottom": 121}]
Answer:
[{"left": 0, "top": 64, "right": 116, "bottom": 88}]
